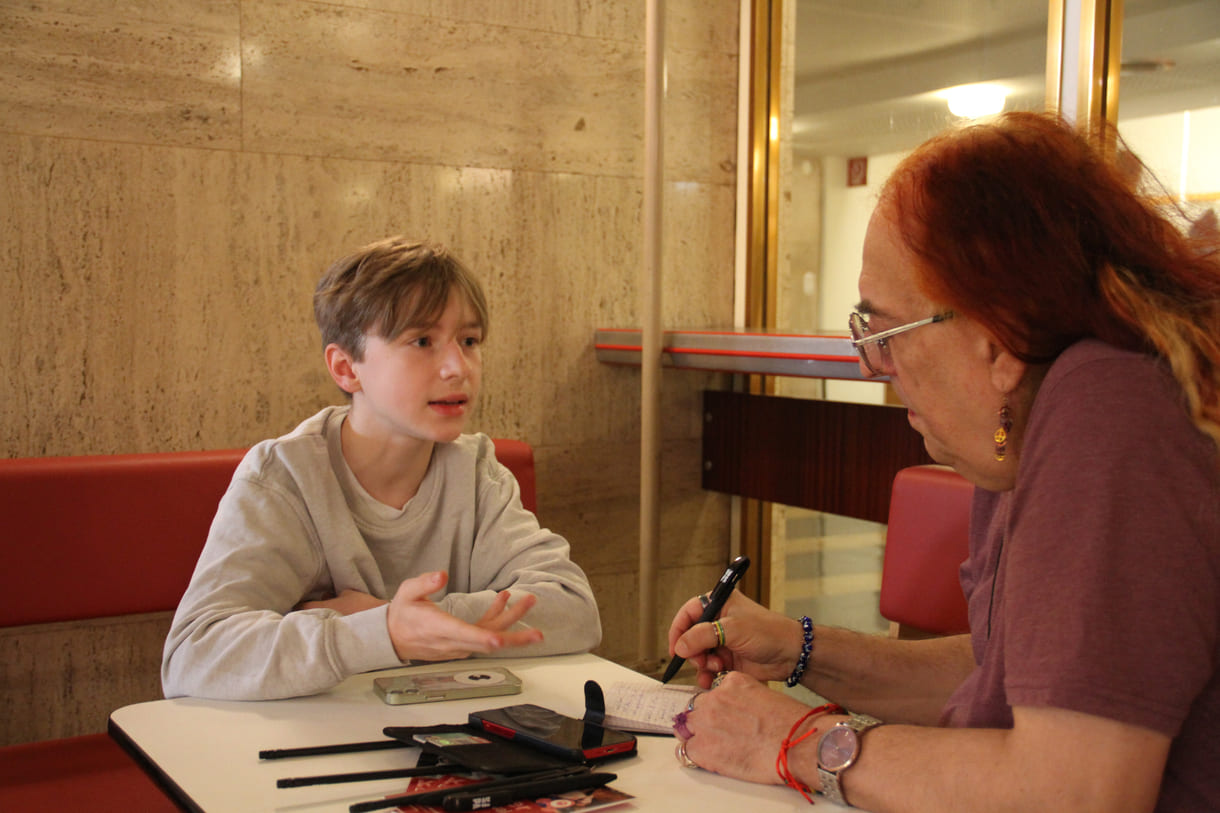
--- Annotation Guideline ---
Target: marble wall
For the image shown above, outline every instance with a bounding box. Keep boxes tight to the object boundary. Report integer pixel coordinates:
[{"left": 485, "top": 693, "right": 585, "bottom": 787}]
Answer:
[{"left": 0, "top": 0, "right": 740, "bottom": 738}]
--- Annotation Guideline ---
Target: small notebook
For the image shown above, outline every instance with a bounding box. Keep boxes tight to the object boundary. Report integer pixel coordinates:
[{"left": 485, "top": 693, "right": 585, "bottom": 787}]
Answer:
[{"left": 600, "top": 682, "right": 701, "bottom": 735}]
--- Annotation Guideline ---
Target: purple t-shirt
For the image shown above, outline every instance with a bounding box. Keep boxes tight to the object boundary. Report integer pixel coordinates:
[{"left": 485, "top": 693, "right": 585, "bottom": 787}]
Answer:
[{"left": 940, "top": 340, "right": 1220, "bottom": 810}]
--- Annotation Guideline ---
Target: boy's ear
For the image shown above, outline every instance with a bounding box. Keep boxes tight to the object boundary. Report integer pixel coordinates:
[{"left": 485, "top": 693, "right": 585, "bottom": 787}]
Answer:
[{"left": 324, "top": 343, "right": 361, "bottom": 394}]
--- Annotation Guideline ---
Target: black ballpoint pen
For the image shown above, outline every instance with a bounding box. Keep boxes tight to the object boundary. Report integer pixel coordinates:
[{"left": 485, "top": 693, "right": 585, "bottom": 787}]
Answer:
[
  {"left": 278, "top": 764, "right": 469, "bottom": 788},
  {"left": 441, "top": 771, "right": 616, "bottom": 811},
  {"left": 259, "top": 739, "right": 409, "bottom": 760},
  {"left": 661, "top": 555, "right": 750, "bottom": 683},
  {"left": 349, "top": 767, "right": 589, "bottom": 813}
]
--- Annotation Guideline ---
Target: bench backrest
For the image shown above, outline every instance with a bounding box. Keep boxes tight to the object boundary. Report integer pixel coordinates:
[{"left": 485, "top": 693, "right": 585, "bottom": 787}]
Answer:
[
  {"left": 879, "top": 464, "right": 973, "bottom": 638},
  {"left": 0, "top": 439, "right": 537, "bottom": 628},
  {"left": 1, "top": 450, "right": 246, "bottom": 627},
  {"left": 491, "top": 438, "right": 537, "bottom": 516}
]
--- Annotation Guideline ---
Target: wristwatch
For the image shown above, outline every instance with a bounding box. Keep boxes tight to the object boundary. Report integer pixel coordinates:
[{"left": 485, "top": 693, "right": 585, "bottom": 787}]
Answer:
[{"left": 816, "top": 712, "right": 882, "bottom": 806}]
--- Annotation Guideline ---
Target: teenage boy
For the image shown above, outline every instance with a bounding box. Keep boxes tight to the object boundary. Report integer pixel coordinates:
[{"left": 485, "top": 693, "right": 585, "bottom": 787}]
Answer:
[{"left": 162, "top": 238, "right": 601, "bottom": 700}]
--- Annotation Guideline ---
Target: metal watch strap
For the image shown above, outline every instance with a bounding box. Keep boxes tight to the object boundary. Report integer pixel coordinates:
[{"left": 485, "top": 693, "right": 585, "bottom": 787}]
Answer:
[{"left": 817, "top": 713, "right": 882, "bottom": 806}]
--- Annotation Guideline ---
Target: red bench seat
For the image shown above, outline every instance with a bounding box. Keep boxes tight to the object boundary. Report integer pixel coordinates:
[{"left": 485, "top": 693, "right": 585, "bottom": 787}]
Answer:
[{"left": 0, "top": 440, "right": 537, "bottom": 810}]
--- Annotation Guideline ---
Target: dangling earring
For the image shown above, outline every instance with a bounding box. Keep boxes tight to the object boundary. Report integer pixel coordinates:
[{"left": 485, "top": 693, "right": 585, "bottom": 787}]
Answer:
[{"left": 994, "top": 397, "right": 1013, "bottom": 462}]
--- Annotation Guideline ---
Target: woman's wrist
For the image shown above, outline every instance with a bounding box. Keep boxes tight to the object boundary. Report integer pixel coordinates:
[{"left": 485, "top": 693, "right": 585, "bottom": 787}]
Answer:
[
  {"left": 774, "top": 704, "right": 844, "bottom": 801},
  {"left": 785, "top": 616, "right": 815, "bottom": 687}
]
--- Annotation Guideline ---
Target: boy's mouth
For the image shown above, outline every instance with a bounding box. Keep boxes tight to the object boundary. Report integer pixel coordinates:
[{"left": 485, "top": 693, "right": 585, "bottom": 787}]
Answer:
[{"left": 428, "top": 395, "right": 470, "bottom": 414}]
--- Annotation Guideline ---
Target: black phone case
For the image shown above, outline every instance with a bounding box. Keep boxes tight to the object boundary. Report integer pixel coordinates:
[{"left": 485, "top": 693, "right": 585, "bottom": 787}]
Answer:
[{"left": 468, "top": 704, "right": 638, "bottom": 762}]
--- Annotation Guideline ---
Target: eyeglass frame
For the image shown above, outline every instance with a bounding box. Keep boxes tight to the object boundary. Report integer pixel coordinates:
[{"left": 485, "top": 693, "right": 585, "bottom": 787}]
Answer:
[{"left": 848, "top": 310, "right": 954, "bottom": 376}]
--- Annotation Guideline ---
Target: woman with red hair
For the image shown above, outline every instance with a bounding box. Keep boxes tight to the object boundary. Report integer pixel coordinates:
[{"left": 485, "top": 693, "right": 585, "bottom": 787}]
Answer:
[{"left": 668, "top": 112, "right": 1219, "bottom": 812}]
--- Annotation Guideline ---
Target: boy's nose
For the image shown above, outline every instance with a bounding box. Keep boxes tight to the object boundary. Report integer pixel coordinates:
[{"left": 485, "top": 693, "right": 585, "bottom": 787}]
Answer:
[{"left": 439, "top": 340, "right": 471, "bottom": 377}]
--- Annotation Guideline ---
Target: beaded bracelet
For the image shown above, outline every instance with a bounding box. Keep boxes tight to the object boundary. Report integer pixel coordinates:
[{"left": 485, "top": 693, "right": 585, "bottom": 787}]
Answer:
[
  {"left": 786, "top": 616, "right": 814, "bottom": 687},
  {"left": 774, "top": 702, "right": 844, "bottom": 803}
]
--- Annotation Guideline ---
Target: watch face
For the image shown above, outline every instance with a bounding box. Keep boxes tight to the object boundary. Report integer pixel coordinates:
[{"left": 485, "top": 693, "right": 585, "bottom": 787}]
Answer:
[{"left": 817, "top": 725, "right": 859, "bottom": 772}]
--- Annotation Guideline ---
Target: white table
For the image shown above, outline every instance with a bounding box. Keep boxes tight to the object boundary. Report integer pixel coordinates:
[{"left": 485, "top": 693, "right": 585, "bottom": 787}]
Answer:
[{"left": 110, "top": 653, "right": 851, "bottom": 812}]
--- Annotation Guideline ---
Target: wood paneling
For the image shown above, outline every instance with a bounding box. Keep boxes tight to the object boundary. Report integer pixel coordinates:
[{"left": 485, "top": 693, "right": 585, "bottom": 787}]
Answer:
[{"left": 702, "top": 390, "right": 934, "bottom": 524}]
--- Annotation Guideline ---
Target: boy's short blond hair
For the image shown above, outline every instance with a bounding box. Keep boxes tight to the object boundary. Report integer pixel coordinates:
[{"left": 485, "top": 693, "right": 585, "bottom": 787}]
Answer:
[{"left": 313, "top": 237, "right": 489, "bottom": 361}]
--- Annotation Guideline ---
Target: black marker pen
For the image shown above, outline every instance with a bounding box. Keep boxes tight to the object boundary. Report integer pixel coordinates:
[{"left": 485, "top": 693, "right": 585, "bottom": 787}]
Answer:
[
  {"left": 441, "top": 771, "right": 616, "bottom": 811},
  {"left": 661, "top": 555, "right": 750, "bottom": 683}
]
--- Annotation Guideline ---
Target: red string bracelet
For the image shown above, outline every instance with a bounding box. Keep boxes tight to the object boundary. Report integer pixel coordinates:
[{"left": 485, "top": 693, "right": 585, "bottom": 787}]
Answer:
[{"left": 775, "top": 702, "right": 844, "bottom": 803}]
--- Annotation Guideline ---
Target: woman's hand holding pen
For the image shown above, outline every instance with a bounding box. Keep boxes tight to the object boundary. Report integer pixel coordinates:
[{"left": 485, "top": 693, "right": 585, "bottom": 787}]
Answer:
[
  {"left": 667, "top": 591, "right": 806, "bottom": 689},
  {"left": 385, "top": 571, "right": 543, "bottom": 662}
]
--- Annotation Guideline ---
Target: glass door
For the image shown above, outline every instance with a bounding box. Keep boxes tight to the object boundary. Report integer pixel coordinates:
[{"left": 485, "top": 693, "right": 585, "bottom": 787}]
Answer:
[
  {"left": 764, "top": 0, "right": 1051, "bottom": 629},
  {"left": 1114, "top": 0, "right": 1220, "bottom": 234},
  {"left": 752, "top": 0, "right": 1220, "bottom": 628}
]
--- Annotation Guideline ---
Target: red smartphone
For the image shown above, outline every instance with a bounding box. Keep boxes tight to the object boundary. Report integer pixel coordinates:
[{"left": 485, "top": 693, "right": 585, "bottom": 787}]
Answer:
[{"left": 469, "top": 704, "right": 637, "bottom": 762}]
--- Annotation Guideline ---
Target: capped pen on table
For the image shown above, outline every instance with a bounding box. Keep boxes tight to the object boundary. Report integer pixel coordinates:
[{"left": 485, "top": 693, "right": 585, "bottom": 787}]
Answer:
[
  {"left": 259, "top": 739, "right": 409, "bottom": 760},
  {"left": 278, "top": 763, "right": 470, "bottom": 788},
  {"left": 348, "top": 766, "right": 593, "bottom": 813},
  {"left": 441, "top": 770, "right": 616, "bottom": 811}
]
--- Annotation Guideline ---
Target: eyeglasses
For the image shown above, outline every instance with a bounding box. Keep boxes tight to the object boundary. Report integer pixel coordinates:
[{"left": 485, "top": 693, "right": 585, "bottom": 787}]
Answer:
[{"left": 848, "top": 310, "right": 954, "bottom": 376}]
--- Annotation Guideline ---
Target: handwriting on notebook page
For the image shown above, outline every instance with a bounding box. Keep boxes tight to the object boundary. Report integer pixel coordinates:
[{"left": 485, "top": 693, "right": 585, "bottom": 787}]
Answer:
[{"left": 603, "top": 683, "right": 701, "bottom": 734}]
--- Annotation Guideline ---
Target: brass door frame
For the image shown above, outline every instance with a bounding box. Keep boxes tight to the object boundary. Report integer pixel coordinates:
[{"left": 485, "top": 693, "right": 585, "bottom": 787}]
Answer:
[
  {"left": 737, "top": 0, "right": 783, "bottom": 604},
  {"left": 1047, "top": 0, "right": 1124, "bottom": 136}
]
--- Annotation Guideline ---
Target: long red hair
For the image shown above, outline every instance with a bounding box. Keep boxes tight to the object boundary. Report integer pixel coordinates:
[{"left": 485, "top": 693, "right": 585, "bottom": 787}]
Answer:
[{"left": 879, "top": 111, "right": 1220, "bottom": 450}]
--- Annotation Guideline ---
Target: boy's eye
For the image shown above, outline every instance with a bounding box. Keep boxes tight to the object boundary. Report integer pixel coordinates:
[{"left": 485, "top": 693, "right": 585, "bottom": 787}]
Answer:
[
  {"left": 462, "top": 335, "right": 482, "bottom": 347},
  {"left": 411, "top": 336, "right": 431, "bottom": 348}
]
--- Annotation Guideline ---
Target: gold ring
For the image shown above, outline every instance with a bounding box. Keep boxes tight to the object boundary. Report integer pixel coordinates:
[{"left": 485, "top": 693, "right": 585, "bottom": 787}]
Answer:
[
  {"left": 676, "top": 740, "right": 698, "bottom": 769},
  {"left": 712, "top": 619, "right": 726, "bottom": 648},
  {"left": 711, "top": 670, "right": 729, "bottom": 689}
]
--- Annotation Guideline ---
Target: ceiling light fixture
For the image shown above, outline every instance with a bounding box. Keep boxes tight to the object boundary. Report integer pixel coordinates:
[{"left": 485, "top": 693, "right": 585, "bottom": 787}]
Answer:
[{"left": 942, "top": 83, "right": 1008, "bottom": 119}]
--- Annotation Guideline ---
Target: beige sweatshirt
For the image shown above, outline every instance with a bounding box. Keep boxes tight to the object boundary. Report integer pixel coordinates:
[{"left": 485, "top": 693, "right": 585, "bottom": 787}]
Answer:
[{"left": 162, "top": 406, "right": 600, "bottom": 700}]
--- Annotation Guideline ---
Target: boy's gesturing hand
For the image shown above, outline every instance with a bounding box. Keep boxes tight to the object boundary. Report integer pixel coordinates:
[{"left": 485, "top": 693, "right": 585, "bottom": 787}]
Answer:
[{"left": 385, "top": 571, "right": 543, "bottom": 663}]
